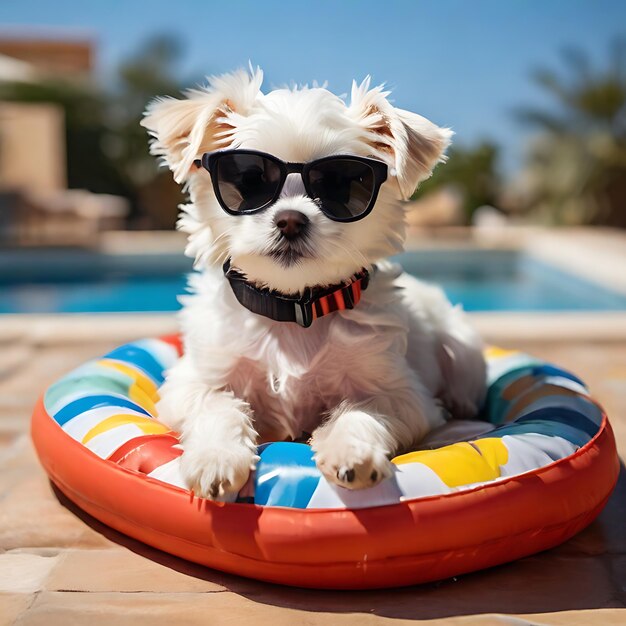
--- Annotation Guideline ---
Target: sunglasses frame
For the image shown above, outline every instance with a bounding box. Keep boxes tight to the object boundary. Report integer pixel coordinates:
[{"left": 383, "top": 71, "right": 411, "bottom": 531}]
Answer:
[{"left": 193, "top": 149, "right": 388, "bottom": 223}]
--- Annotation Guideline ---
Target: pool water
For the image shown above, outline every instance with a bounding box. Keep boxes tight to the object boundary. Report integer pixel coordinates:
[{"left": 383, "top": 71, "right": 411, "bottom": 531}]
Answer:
[
  {"left": 3, "top": 248, "right": 626, "bottom": 314},
  {"left": 396, "top": 249, "right": 626, "bottom": 312}
]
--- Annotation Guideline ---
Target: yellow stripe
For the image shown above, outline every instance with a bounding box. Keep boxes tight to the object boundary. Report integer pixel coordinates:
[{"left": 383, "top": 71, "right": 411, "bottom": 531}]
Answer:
[
  {"left": 472, "top": 437, "right": 509, "bottom": 472},
  {"left": 82, "top": 413, "right": 170, "bottom": 444},
  {"left": 484, "top": 346, "right": 520, "bottom": 360},
  {"left": 129, "top": 384, "right": 157, "bottom": 415},
  {"left": 392, "top": 437, "right": 508, "bottom": 487},
  {"left": 98, "top": 360, "right": 159, "bottom": 400}
]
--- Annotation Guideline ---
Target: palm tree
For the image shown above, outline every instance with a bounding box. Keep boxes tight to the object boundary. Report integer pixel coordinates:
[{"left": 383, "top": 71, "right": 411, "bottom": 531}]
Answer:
[{"left": 516, "top": 39, "right": 626, "bottom": 227}]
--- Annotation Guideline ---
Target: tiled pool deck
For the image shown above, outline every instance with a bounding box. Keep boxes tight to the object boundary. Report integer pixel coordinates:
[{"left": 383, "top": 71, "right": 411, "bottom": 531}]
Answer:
[{"left": 1, "top": 228, "right": 626, "bottom": 625}]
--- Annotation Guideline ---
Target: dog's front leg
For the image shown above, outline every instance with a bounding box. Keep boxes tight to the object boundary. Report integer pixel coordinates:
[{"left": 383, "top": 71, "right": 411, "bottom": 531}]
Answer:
[
  {"left": 156, "top": 356, "right": 258, "bottom": 500},
  {"left": 310, "top": 370, "right": 444, "bottom": 490}
]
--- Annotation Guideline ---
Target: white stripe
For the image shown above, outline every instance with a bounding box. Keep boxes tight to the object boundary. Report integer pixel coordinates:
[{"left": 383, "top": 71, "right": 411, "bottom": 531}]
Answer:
[
  {"left": 147, "top": 457, "right": 237, "bottom": 502},
  {"left": 147, "top": 457, "right": 188, "bottom": 490},
  {"left": 395, "top": 462, "right": 452, "bottom": 500},
  {"left": 540, "top": 375, "right": 589, "bottom": 396},
  {"left": 487, "top": 354, "right": 539, "bottom": 385},
  {"left": 133, "top": 338, "right": 180, "bottom": 370},
  {"left": 84, "top": 424, "right": 146, "bottom": 459},
  {"left": 305, "top": 462, "right": 451, "bottom": 509},
  {"left": 306, "top": 474, "right": 403, "bottom": 509},
  {"left": 499, "top": 433, "right": 578, "bottom": 476},
  {"left": 62, "top": 406, "right": 149, "bottom": 442}
]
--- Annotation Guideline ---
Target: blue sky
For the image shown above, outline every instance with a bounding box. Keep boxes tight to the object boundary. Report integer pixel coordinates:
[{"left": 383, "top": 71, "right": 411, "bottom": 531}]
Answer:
[{"left": 2, "top": 1, "right": 625, "bottom": 174}]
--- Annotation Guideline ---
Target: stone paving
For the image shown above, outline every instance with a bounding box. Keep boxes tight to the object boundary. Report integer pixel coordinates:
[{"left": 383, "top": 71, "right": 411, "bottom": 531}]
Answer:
[{"left": 1, "top": 329, "right": 625, "bottom": 625}]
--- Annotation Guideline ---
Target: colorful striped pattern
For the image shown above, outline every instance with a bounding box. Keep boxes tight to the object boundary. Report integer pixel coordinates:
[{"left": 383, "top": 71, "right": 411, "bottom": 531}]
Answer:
[
  {"left": 43, "top": 338, "right": 604, "bottom": 509},
  {"left": 310, "top": 273, "right": 364, "bottom": 321}
]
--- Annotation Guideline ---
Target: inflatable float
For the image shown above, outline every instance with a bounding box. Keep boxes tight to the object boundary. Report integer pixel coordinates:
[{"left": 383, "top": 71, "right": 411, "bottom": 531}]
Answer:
[{"left": 31, "top": 335, "right": 619, "bottom": 589}]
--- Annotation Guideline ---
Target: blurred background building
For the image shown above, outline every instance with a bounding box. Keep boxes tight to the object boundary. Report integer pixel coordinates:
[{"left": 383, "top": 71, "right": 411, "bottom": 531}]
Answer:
[{"left": 0, "top": 35, "right": 129, "bottom": 247}]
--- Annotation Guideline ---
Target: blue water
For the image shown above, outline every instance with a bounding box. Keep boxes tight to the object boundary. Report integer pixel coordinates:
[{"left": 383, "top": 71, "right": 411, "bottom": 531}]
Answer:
[
  {"left": 2, "top": 248, "right": 626, "bottom": 313},
  {"left": 395, "top": 249, "right": 626, "bottom": 312}
]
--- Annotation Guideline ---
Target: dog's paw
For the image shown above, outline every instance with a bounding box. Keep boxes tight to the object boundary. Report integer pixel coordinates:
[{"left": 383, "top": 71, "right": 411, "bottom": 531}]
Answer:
[
  {"left": 180, "top": 440, "right": 258, "bottom": 501},
  {"left": 313, "top": 438, "right": 393, "bottom": 489},
  {"left": 311, "top": 413, "right": 394, "bottom": 490}
]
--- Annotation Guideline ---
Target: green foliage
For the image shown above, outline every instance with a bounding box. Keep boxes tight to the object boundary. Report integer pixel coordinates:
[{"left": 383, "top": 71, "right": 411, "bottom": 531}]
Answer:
[
  {"left": 412, "top": 142, "right": 501, "bottom": 224},
  {"left": 516, "top": 38, "right": 626, "bottom": 227},
  {"left": 112, "top": 35, "right": 186, "bottom": 186}
]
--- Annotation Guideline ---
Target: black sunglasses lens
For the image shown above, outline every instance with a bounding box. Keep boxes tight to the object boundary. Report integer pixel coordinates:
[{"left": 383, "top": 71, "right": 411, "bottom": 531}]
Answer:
[
  {"left": 214, "top": 153, "right": 282, "bottom": 212},
  {"left": 307, "top": 159, "right": 375, "bottom": 219}
]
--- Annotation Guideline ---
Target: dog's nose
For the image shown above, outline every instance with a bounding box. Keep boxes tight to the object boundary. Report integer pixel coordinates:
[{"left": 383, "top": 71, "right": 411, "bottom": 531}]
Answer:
[{"left": 275, "top": 210, "right": 309, "bottom": 240}]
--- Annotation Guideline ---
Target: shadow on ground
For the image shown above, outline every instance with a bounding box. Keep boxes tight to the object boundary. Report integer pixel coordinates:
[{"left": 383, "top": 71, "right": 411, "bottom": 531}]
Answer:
[{"left": 50, "top": 463, "right": 626, "bottom": 621}]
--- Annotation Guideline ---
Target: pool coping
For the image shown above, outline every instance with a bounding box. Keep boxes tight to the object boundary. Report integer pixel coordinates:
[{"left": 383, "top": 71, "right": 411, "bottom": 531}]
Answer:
[{"left": 2, "top": 311, "right": 626, "bottom": 344}]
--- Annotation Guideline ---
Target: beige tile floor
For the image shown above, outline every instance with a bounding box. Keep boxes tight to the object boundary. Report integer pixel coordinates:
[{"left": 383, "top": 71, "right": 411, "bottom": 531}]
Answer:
[{"left": 1, "top": 330, "right": 625, "bottom": 625}]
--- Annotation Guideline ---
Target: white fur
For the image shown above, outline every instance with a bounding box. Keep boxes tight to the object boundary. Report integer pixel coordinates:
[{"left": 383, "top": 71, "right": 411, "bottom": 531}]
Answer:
[{"left": 142, "top": 67, "right": 486, "bottom": 499}]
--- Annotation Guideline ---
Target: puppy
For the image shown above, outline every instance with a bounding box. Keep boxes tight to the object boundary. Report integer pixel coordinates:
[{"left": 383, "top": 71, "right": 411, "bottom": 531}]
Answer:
[{"left": 142, "top": 67, "right": 486, "bottom": 500}]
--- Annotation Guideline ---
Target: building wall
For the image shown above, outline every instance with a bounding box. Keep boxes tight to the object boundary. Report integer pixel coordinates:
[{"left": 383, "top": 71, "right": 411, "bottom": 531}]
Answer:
[{"left": 0, "top": 102, "right": 66, "bottom": 193}]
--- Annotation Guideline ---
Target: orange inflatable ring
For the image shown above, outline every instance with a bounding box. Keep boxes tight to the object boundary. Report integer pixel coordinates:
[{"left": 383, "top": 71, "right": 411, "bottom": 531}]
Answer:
[{"left": 31, "top": 335, "right": 619, "bottom": 589}]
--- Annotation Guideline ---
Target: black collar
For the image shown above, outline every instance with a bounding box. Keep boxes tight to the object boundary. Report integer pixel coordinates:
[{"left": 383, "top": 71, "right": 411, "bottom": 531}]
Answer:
[{"left": 223, "top": 260, "right": 371, "bottom": 328}]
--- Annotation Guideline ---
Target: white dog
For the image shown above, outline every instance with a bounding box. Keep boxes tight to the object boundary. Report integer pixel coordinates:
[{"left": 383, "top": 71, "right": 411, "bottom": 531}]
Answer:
[{"left": 142, "top": 67, "right": 486, "bottom": 500}]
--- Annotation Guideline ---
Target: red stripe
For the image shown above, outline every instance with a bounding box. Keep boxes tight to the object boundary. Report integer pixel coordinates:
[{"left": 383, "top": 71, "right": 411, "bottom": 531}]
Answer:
[
  {"left": 319, "top": 296, "right": 330, "bottom": 315},
  {"left": 108, "top": 433, "right": 182, "bottom": 475},
  {"left": 159, "top": 335, "right": 183, "bottom": 356},
  {"left": 335, "top": 289, "right": 346, "bottom": 310}
]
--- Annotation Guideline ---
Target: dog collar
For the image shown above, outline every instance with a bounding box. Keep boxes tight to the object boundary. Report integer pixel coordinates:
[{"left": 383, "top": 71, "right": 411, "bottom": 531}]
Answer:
[{"left": 223, "top": 259, "right": 371, "bottom": 328}]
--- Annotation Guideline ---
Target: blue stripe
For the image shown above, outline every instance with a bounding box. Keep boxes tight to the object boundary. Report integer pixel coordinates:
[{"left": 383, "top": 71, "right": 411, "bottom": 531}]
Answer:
[
  {"left": 485, "top": 364, "right": 587, "bottom": 424},
  {"left": 53, "top": 394, "right": 150, "bottom": 426},
  {"left": 478, "top": 421, "right": 591, "bottom": 448},
  {"left": 485, "top": 368, "right": 535, "bottom": 423},
  {"left": 103, "top": 344, "right": 166, "bottom": 384},
  {"left": 529, "top": 364, "right": 585, "bottom": 387},
  {"left": 254, "top": 442, "right": 320, "bottom": 508},
  {"left": 515, "top": 407, "right": 599, "bottom": 438},
  {"left": 512, "top": 394, "right": 604, "bottom": 427}
]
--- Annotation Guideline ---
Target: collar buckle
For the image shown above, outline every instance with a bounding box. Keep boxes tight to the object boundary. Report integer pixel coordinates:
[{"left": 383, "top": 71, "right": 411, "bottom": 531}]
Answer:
[{"left": 293, "top": 300, "right": 314, "bottom": 328}]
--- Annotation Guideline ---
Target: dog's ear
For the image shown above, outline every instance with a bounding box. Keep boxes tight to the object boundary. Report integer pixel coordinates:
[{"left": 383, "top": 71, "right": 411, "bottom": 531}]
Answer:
[
  {"left": 141, "top": 66, "right": 263, "bottom": 183},
  {"left": 348, "top": 77, "right": 453, "bottom": 199}
]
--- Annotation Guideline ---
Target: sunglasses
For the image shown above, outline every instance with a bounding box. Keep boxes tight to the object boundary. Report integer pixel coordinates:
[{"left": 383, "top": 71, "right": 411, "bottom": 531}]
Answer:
[{"left": 194, "top": 149, "right": 388, "bottom": 222}]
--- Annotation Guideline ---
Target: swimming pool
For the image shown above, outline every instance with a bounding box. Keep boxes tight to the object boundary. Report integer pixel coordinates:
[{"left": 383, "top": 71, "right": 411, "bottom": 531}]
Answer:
[{"left": 3, "top": 248, "right": 626, "bottom": 313}]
